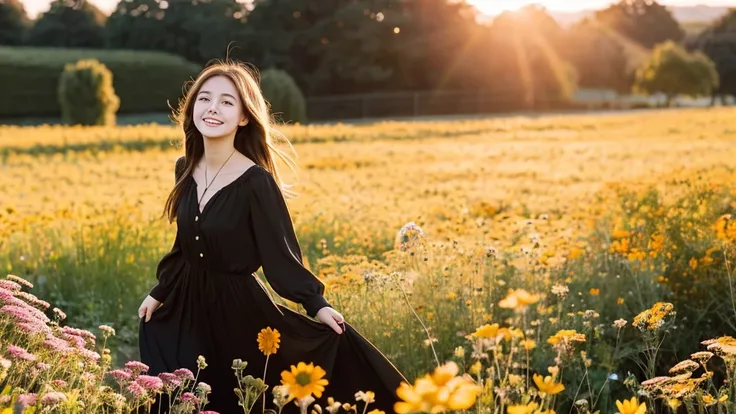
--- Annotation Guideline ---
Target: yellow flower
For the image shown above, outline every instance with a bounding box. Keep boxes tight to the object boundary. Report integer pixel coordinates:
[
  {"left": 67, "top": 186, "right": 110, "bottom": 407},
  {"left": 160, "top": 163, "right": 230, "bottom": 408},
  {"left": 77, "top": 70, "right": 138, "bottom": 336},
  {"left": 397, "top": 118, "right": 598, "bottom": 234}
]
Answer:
[
  {"left": 667, "top": 399, "right": 681, "bottom": 410},
  {"left": 257, "top": 327, "right": 280, "bottom": 356},
  {"left": 355, "top": 391, "right": 375, "bottom": 404},
  {"left": 468, "top": 361, "right": 482, "bottom": 376},
  {"left": 507, "top": 402, "right": 538, "bottom": 414},
  {"left": 471, "top": 323, "right": 500, "bottom": 339},
  {"left": 520, "top": 339, "right": 536, "bottom": 350},
  {"left": 394, "top": 362, "right": 480, "bottom": 413},
  {"left": 280, "top": 362, "right": 329, "bottom": 400},
  {"left": 498, "top": 289, "right": 541, "bottom": 310},
  {"left": 547, "top": 329, "right": 586, "bottom": 346},
  {"left": 367, "top": 410, "right": 385, "bottom": 414},
  {"left": 615, "top": 397, "right": 646, "bottom": 414},
  {"left": 533, "top": 374, "right": 565, "bottom": 395}
]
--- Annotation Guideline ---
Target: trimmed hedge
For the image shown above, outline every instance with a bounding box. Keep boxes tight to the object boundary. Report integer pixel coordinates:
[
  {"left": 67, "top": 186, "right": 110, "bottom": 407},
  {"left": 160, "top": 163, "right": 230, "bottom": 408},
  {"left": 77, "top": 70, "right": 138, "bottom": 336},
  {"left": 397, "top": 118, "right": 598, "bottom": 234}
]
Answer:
[
  {"left": 0, "top": 46, "right": 202, "bottom": 118},
  {"left": 260, "top": 68, "right": 308, "bottom": 124}
]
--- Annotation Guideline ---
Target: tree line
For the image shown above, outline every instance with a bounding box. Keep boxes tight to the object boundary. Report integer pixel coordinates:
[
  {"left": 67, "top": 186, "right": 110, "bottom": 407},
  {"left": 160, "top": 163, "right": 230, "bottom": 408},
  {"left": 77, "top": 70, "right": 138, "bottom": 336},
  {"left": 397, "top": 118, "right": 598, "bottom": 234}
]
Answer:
[{"left": 1, "top": 0, "right": 735, "bottom": 103}]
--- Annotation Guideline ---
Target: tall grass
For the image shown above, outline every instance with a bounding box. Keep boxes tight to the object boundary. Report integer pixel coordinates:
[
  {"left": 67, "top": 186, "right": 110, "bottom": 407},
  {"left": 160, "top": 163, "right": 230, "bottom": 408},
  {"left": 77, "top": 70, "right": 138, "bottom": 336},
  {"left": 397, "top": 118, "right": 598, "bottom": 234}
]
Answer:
[{"left": 1, "top": 108, "right": 736, "bottom": 413}]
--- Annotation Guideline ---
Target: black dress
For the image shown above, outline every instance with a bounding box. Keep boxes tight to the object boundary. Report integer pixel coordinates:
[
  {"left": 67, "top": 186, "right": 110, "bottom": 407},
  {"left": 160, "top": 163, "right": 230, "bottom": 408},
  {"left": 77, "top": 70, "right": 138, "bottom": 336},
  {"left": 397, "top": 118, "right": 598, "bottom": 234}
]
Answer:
[{"left": 139, "top": 156, "right": 407, "bottom": 414}]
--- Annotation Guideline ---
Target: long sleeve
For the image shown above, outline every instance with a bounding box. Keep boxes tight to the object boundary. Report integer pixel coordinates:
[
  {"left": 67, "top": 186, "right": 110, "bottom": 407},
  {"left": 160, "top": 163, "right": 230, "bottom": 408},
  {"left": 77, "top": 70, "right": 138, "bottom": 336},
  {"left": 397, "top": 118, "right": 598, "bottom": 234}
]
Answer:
[
  {"left": 249, "top": 170, "right": 331, "bottom": 318},
  {"left": 148, "top": 156, "right": 187, "bottom": 302}
]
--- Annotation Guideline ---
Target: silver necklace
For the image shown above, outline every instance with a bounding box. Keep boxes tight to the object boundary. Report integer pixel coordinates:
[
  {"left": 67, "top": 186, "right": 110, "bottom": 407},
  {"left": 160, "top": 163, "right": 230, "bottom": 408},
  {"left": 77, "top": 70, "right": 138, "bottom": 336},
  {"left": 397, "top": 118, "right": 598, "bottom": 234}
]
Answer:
[{"left": 197, "top": 148, "right": 237, "bottom": 211}]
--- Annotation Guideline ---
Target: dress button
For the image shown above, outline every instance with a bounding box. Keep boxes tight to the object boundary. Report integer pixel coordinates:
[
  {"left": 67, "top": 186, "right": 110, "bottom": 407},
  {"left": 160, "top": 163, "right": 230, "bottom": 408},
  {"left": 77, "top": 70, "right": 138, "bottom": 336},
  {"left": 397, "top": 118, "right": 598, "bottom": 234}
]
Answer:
[
  {"left": 200, "top": 253, "right": 204, "bottom": 257},
  {"left": 195, "top": 236, "right": 199, "bottom": 240},
  {"left": 195, "top": 216, "right": 199, "bottom": 221}
]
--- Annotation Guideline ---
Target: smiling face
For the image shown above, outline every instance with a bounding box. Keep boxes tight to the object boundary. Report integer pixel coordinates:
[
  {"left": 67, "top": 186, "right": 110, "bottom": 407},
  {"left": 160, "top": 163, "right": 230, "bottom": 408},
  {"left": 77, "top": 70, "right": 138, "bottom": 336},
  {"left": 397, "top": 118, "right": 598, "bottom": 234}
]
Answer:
[{"left": 192, "top": 75, "right": 248, "bottom": 140}]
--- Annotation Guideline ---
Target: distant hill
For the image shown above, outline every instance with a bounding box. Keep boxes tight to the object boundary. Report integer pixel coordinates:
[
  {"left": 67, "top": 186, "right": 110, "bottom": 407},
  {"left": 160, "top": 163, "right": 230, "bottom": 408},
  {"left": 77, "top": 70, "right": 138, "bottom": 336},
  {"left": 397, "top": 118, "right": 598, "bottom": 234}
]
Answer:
[{"left": 546, "top": 5, "right": 731, "bottom": 27}]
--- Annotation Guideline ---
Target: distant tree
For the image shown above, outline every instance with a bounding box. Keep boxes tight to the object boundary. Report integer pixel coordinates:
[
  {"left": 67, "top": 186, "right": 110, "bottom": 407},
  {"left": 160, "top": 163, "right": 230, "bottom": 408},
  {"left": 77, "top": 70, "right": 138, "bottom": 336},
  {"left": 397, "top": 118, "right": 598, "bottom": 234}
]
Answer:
[
  {"left": 478, "top": 6, "right": 577, "bottom": 106},
  {"left": 0, "top": 0, "right": 30, "bottom": 45},
  {"left": 105, "top": 0, "right": 169, "bottom": 50},
  {"left": 560, "top": 18, "right": 639, "bottom": 93},
  {"left": 27, "top": 0, "right": 107, "bottom": 48},
  {"left": 160, "top": 0, "right": 248, "bottom": 64},
  {"left": 595, "top": 0, "right": 685, "bottom": 49},
  {"left": 242, "top": 0, "right": 406, "bottom": 95},
  {"left": 390, "top": 0, "right": 490, "bottom": 91},
  {"left": 634, "top": 41, "right": 719, "bottom": 106},
  {"left": 689, "top": 10, "right": 736, "bottom": 104},
  {"left": 106, "top": 0, "right": 247, "bottom": 64}
]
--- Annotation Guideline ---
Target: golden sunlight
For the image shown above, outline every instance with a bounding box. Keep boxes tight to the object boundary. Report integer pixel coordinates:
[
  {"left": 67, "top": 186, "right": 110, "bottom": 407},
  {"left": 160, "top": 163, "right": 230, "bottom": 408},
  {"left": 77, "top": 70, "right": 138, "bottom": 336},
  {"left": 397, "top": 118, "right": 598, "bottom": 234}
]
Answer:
[{"left": 467, "top": 0, "right": 612, "bottom": 15}]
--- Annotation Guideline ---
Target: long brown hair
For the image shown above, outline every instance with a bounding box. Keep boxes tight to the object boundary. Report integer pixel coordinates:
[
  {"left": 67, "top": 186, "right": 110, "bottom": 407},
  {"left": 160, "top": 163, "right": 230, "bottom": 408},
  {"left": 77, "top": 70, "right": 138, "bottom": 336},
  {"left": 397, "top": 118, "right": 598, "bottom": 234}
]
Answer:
[{"left": 162, "top": 61, "right": 299, "bottom": 223}]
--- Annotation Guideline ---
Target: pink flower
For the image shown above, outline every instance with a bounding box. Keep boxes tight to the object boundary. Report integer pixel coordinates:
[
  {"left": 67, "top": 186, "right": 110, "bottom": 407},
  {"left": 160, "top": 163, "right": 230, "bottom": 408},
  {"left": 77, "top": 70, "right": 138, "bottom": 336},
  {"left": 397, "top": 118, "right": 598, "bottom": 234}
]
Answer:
[
  {"left": 196, "top": 382, "right": 212, "bottom": 394},
  {"left": 43, "top": 336, "right": 73, "bottom": 354},
  {"left": 0, "top": 280, "right": 22, "bottom": 292},
  {"left": 109, "top": 369, "right": 133, "bottom": 387},
  {"left": 158, "top": 372, "right": 183, "bottom": 390},
  {"left": 52, "top": 379, "right": 67, "bottom": 388},
  {"left": 178, "top": 392, "right": 198, "bottom": 403},
  {"left": 40, "top": 391, "right": 66, "bottom": 406},
  {"left": 77, "top": 348, "right": 101, "bottom": 362},
  {"left": 174, "top": 368, "right": 194, "bottom": 381},
  {"left": 136, "top": 375, "right": 164, "bottom": 392},
  {"left": 0, "top": 357, "right": 11, "bottom": 369},
  {"left": 127, "top": 381, "right": 147, "bottom": 399},
  {"left": 14, "top": 291, "right": 50, "bottom": 311},
  {"left": 80, "top": 372, "right": 97, "bottom": 383},
  {"left": 36, "top": 362, "right": 51, "bottom": 371},
  {"left": 18, "top": 321, "right": 52, "bottom": 336},
  {"left": 63, "top": 334, "right": 87, "bottom": 349},
  {"left": 7, "top": 345, "right": 36, "bottom": 361},
  {"left": 6, "top": 274, "right": 33, "bottom": 289},
  {"left": 201, "top": 411, "right": 220, "bottom": 414},
  {"left": 124, "top": 361, "right": 149, "bottom": 374},
  {"left": 52, "top": 307, "right": 66, "bottom": 321},
  {"left": 0, "top": 288, "right": 15, "bottom": 302},
  {"left": 1, "top": 304, "right": 49, "bottom": 324},
  {"left": 62, "top": 326, "right": 96, "bottom": 341},
  {"left": 16, "top": 393, "right": 37, "bottom": 408}
]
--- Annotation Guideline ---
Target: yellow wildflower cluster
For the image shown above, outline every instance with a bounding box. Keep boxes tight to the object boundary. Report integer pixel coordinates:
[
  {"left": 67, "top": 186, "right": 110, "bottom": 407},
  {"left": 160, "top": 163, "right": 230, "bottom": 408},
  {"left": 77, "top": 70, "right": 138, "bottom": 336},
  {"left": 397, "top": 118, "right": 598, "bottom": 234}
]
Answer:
[
  {"left": 632, "top": 302, "right": 675, "bottom": 332},
  {"left": 394, "top": 362, "right": 480, "bottom": 414},
  {"left": 714, "top": 214, "right": 736, "bottom": 243},
  {"left": 546, "top": 329, "right": 586, "bottom": 347}
]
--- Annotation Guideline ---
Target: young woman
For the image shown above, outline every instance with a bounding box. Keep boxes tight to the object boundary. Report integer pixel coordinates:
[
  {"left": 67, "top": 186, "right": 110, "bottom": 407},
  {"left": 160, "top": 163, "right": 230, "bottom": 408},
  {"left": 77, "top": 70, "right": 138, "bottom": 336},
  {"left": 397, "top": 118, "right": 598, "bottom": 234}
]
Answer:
[{"left": 137, "top": 62, "right": 407, "bottom": 413}]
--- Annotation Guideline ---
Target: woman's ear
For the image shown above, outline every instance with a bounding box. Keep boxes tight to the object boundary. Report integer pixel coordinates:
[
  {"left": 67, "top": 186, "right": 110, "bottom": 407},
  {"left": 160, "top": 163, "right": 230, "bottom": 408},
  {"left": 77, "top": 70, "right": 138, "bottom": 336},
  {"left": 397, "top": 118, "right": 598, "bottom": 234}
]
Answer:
[{"left": 239, "top": 118, "right": 248, "bottom": 126}]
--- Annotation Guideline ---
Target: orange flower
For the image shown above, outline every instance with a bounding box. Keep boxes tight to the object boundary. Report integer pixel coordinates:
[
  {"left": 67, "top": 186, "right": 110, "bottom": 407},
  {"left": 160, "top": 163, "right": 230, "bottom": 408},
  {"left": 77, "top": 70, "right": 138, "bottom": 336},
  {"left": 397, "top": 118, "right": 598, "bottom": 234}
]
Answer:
[{"left": 257, "top": 327, "right": 280, "bottom": 356}]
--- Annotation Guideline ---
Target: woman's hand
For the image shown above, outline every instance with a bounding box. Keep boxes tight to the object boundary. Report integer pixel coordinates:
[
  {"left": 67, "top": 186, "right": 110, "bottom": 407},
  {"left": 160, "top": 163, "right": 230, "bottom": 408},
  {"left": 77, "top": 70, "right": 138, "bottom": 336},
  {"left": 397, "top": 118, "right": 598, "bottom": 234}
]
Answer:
[
  {"left": 316, "top": 307, "right": 345, "bottom": 334},
  {"left": 138, "top": 295, "right": 162, "bottom": 322}
]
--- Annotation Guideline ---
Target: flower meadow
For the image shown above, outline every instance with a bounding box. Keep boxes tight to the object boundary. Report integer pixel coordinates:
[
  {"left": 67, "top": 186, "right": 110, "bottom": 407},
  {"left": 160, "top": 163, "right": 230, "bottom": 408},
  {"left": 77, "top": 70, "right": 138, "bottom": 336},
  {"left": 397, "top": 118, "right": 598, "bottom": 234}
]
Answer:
[{"left": 2, "top": 108, "right": 736, "bottom": 413}]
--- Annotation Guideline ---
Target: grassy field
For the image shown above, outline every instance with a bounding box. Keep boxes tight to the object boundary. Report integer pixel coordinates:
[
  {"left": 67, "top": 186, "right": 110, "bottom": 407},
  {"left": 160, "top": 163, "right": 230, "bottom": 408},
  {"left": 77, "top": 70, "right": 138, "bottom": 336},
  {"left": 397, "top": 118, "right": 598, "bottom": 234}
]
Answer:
[{"left": 2, "top": 107, "right": 736, "bottom": 413}]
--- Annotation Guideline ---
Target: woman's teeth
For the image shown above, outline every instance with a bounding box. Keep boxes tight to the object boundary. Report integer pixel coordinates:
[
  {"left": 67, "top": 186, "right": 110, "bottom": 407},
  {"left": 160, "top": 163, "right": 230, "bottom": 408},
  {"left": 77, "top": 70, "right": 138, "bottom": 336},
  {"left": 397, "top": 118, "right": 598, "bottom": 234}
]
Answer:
[{"left": 204, "top": 119, "right": 223, "bottom": 126}]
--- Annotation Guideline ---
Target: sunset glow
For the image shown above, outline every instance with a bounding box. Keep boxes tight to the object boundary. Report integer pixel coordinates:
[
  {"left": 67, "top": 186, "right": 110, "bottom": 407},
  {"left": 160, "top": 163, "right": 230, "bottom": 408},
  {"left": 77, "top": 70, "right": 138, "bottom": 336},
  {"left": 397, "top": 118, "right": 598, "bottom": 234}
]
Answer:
[
  {"left": 465, "top": 0, "right": 727, "bottom": 15},
  {"left": 467, "top": 0, "right": 613, "bottom": 15}
]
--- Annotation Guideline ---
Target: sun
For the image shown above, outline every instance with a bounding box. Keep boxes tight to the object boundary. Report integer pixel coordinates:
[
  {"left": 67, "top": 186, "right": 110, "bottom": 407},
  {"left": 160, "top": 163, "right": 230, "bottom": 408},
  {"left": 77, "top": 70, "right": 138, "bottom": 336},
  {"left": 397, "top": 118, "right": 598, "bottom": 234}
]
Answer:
[{"left": 467, "top": 0, "right": 603, "bottom": 15}]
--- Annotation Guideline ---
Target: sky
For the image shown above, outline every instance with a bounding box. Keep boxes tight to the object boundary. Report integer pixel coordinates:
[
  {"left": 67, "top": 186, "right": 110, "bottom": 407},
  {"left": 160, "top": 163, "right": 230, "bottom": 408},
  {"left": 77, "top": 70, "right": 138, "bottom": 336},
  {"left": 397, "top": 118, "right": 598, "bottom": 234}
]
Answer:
[{"left": 18, "top": 0, "right": 736, "bottom": 20}]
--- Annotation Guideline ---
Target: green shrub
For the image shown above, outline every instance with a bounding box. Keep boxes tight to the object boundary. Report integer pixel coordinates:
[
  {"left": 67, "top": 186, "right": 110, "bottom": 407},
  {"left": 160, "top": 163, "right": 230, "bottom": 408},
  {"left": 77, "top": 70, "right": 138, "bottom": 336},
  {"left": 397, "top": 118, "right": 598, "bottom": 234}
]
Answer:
[
  {"left": 0, "top": 46, "right": 201, "bottom": 118},
  {"left": 58, "top": 59, "right": 120, "bottom": 126},
  {"left": 259, "top": 68, "right": 307, "bottom": 124}
]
